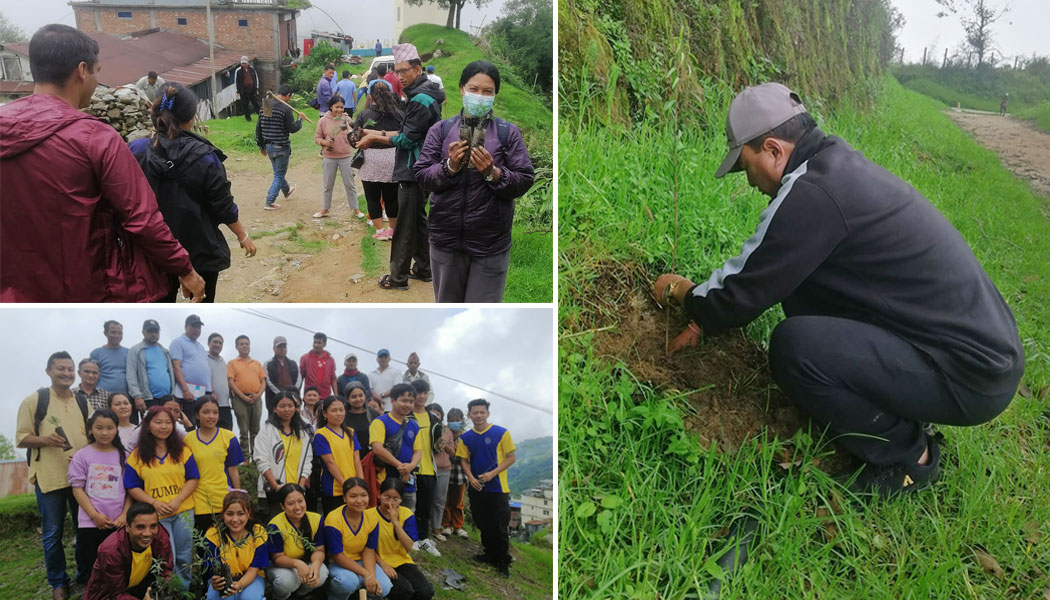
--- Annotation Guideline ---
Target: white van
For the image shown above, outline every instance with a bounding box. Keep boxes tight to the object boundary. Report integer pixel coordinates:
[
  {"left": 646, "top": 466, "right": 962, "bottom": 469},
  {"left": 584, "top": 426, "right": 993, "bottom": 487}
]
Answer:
[{"left": 365, "top": 55, "right": 395, "bottom": 80}]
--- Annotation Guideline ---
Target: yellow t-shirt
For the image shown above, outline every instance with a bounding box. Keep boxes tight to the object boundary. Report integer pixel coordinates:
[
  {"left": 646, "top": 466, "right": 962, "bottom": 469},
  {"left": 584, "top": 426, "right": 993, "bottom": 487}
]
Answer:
[
  {"left": 412, "top": 410, "right": 434, "bottom": 476},
  {"left": 129, "top": 545, "right": 153, "bottom": 588},
  {"left": 267, "top": 511, "right": 324, "bottom": 561},
  {"left": 368, "top": 414, "right": 423, "bottom": 489},
  {"left": 185, "top": 429, "right": 244, "bottom": 515},
  {"left": 312, "top": 426, "right": 360, "bottom": 497},
  {"left": 367, "top": 506, "right": 416, "bottom": 568},
  {"left": 323, "top": 507, "right": 379, "bottom": 560},
  {"left": 15, "top": 388, "right": 89, "bottom": 493},
  {"left": 204, "top": 523, "right": 269, "bottom": 577},
  {"left": 124, "top": 447, "right": 199, "bottom": 514},
  {"left": 280, "top": 430, "right": 303, "bottom": 486}
]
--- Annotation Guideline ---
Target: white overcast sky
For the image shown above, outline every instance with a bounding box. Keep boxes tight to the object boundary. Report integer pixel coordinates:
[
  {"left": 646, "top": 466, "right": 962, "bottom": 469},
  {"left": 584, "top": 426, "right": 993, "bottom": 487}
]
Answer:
[
  {"left": 0, "top": 306, "right": 554, "bottom": 445},
  {"left": 4, "top": 0, "right": 508, "bottom": 46},
  {"left": 891, "top": 0, "right": 1050, "bottom": 63}
]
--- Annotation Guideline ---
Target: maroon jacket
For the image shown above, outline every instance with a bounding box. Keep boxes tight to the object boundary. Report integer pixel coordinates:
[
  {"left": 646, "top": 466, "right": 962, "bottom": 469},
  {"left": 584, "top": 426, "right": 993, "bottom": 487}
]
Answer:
[
  {"left": 83, "top": 524, "right": 173, "bottom": 600},
  {"left": 0, "top": 94, "right": 193, "bottom": 302}
]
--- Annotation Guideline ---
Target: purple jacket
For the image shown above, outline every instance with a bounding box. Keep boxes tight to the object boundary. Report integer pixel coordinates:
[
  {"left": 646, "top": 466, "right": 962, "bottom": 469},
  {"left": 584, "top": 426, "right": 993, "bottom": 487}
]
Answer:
[
  {"left": 317, "top": 75, "right": 334, "bottom": 113},
  {"left": 414, "top": 114, "right": 534, "bottom": 256}
]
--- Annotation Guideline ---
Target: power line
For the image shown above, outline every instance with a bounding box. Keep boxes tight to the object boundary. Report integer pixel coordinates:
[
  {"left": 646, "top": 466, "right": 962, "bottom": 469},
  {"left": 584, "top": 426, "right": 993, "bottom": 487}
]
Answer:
[{"left": 232, "top": 308, "right": 552, "bottom": 415}]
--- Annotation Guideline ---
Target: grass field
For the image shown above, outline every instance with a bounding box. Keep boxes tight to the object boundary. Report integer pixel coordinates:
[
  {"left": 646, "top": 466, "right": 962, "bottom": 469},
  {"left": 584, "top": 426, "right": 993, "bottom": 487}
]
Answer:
[
  {"left": 1016, "top": 102, "right": 1050, "bottom": 134},
  {"left": 558, "top": 77, "right": 1050, "bottom": 598}
]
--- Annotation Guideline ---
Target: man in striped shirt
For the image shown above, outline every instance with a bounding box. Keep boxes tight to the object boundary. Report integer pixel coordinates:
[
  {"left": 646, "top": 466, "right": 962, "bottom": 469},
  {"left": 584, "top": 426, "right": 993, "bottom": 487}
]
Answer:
[{"left": 256, "top": 84, "right": 305, "bottom": 210}]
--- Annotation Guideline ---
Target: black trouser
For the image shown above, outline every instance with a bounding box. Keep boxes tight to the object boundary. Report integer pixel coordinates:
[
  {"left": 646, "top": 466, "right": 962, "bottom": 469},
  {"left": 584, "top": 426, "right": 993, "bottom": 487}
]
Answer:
[
  {"left": 321, "top": 495, "right": 344, "bottom": 516},
  {"left": 241, "top": 92, "right": 261, "bottom": 120},
  {"left": 218, "top": 406, "right": 234, "bottom": 431},
  {"left": 363, "top": 181, "right": 400, "bottom": 220},
  {"left": 126, "top": 572, "right": 156, "bottom": 599},
  {"left": 768, "top": 316, "right": 1015, "bottom": 467},
  {"left": 388, "top": 182, "right": 431, "bottom": 284},
  {"left": 194, "top": 512, "right": 221, "bottom": 566},
  {"left": 414, "top": 474, "right": 435, "bottom": 541},
  {"left": 163, "top": 270, "right": 219, "bottom": 303},
  {"left": 388, "top": 563, "right": 434, "bottom": 600},
  {"left": 76, "top": 527, "right": 118, "bottom": 584},
  {"left": 467, "top": 489, "right": 510, "bottom": 567}
]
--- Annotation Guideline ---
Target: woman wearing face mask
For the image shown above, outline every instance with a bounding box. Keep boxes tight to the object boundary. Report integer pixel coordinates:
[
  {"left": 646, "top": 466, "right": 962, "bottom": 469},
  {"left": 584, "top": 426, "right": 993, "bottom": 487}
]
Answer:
[
  {"left": 414, "top": 60, "right": 536, "bottom": 303},
  {"left": 439, "top": 408, "right": 468, "bottom": 538}
]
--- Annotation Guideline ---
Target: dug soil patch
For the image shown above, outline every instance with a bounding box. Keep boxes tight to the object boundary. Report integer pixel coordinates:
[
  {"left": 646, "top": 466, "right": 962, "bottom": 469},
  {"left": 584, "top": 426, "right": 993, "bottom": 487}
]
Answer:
[{"left": 583, "top": 262, "right": 850, "bottom": 470}]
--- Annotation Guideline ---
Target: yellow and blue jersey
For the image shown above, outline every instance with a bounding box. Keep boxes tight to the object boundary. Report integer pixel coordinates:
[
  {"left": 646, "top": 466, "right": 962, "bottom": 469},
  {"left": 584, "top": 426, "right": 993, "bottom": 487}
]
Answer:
[
  {"left": 184, "top": 429, "right": 243, "bottom": 515},
  {"left": 323, "top": 507, "right": 379, "bottom": 561},
  {"left": 267, "top": 511, "right": 324, "bottom": 561},
  {"left": 204, "top": 523, "right": 269, "bottom": 577},
  {"left": 408, "top": 411, "right": 434, "bottom": 476},
  {"left": 124, "top": 446, "right": 200, "bottom": 514},
  {"left": 456, "top": 424, "right": 515, "bottom": 494},
  {"left": 129, "top": 546, "right": 153, "bottom": 588},
  {"left": 312, "top": 426, "right": 361, "bottom": 497},
  {"left": 368, "top": 414, "right": 422, "bottom": 492},
  {"left": 366, "top": 506, "right": 417, "bottom": 568}
]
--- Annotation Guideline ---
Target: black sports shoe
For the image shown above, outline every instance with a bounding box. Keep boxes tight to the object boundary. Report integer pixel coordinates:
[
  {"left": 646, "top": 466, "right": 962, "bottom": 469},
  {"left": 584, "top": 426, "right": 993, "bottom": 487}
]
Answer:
[
  {"left": 848, "top": 435, "right": 941, "bottom": 499},
  {"left": 472, "top": 553, "right": 493, "bottom": 564},
  {"left": 497, "top": 563, "right": 510, "bottom": 577}
]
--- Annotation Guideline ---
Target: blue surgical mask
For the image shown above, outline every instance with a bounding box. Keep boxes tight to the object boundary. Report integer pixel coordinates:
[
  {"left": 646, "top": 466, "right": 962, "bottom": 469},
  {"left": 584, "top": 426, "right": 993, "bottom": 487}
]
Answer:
[
  {"left": 462, "top": 92, "right": 494, "bottom": 118},
  {"left": 448, "top": 421, "right": 464, "bottom": 432}
]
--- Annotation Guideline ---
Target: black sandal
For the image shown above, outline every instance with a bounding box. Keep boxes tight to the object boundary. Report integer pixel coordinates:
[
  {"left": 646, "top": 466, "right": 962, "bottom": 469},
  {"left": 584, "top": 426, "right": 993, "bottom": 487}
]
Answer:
[
  {"left": 407, "top": 269, "right": 433, "bottom": 282},
  {"left": 379, "top": 274, "right": 409, "bottom": 291}
]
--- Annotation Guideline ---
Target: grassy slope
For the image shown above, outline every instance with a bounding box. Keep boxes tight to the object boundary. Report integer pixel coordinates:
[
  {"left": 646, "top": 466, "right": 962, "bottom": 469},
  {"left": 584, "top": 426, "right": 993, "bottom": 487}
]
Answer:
[
  {"left": 559, "top": 78, "right": 1050, "bottom": 598},
  {"left": 1016, "top": 102, "right": 1050, "bottom": 134}
]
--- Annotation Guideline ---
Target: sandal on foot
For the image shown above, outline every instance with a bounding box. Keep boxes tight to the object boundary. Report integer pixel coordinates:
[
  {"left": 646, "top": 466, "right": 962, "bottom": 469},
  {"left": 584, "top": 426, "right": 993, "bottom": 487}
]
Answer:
[
  {"left": 312, "top": 211, "right": 330, "bottom": 218},
  {"left": 408, "top": 269, "right": 433, "bottom": 282},
  {"left": 379, "top": 275, "right": 408, "bottom": 291}
]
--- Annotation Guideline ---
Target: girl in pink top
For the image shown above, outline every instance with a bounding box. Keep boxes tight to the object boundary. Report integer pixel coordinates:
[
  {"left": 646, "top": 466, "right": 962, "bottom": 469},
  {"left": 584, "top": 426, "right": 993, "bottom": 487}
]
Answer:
[{"left": 313, "top": 94, "right": 365, "bottom": 220}]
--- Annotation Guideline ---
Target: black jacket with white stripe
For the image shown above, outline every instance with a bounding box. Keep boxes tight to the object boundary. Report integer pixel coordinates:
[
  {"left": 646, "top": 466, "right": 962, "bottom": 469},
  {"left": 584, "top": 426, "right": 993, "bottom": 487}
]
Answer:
[{"left": 684, "top": 127, "right": 1024, "bottom": 395}]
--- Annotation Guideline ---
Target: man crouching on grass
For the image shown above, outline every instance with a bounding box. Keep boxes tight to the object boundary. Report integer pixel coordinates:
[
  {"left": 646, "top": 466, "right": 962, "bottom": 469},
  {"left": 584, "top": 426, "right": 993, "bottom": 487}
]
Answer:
[{"left": 654, "top": 82, "right": 1024, "bottom": 499}]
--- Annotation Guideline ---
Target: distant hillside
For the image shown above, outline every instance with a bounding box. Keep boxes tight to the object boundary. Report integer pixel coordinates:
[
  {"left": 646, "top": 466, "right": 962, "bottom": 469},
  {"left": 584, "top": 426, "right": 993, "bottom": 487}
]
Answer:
[{"left": 508, "top": 436, "right": 553, "bottom": 496}]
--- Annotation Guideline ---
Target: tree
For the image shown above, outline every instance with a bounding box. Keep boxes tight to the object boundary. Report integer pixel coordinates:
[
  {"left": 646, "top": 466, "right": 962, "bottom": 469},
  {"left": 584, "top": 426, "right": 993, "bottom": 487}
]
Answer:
[
  {"left": 0, "top": 433, "right": 16, "bottom": 461},
  {"left": 404, "top": 0, "right": 493, "bottom": 32},
  {"left": 0, "top": 11, "right": 28, "bottom": 43},
  {"left": 935, "top": 0, "right": 1009, "bottom": 68},
  {"left": 486, "top": 0, "right": 552, "bottom": 93}
]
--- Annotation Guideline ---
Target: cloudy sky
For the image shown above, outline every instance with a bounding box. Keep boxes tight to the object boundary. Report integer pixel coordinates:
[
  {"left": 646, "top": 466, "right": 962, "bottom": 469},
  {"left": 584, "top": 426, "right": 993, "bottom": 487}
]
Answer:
[
  {"left": 0, "top": 306, "right": 554, "bottom": 445},
  {"left": 4, "top": 0, "right": 509, "bottom": 47},
  {"left": 891, "top": 0, "right": 1050, "bottom": 63}
]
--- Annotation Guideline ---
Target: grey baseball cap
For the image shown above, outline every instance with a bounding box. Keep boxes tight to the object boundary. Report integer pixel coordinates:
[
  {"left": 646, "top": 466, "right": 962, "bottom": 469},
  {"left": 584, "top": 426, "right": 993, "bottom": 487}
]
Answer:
[
  {"left": 715, "top": 83, "right": 807, "bottom": 178},
  {"left": 273, "top": 336, "right": 287, "bottom": 348}
]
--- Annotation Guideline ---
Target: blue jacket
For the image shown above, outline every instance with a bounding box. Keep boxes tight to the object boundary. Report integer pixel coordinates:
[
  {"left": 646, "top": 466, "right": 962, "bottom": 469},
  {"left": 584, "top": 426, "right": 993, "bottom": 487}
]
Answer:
[{"left": 317, "top": 75, "right": 334, "bottom": 113}]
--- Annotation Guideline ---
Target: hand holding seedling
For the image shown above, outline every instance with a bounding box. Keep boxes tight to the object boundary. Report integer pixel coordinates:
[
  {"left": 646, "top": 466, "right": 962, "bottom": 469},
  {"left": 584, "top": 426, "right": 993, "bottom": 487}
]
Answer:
[
  {"left": 40, "top": 433, "right": 68, "bottom": 448},
  {"left": 654, "top": 273, "right": 695, "bottom": 307},
  {"left": 448, "top": 141, "right": 469, "bottom": 172},
  {"left": 470, "top": 146, "right": 495, "bottom": 177}
]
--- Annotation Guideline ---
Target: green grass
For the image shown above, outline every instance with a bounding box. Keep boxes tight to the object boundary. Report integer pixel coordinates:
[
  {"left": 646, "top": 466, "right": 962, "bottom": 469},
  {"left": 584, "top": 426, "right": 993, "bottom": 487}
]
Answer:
[
  {"left": 504, "top": 226, "right": 554, "bottom": 303},
  {"left": 1016, "top": 102, "right": 1050, "bottom": 134},
  {"left": 559, "top": 77, "right": 1050, "bottom": 597},
  {"left": 359, "top": 234, "right": 384, "bottom": 277}
]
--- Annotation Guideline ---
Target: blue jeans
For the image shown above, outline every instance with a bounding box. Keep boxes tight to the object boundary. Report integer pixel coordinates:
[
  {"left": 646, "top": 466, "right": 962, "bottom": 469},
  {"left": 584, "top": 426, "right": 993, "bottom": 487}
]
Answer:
[
  {"left": 35, "top": 485, "right": 80, "bottom": 589},
  {"left": 327, "top": 561, "right": 392, "bottom": 599},
  {"left": 266, "top": 143, "right": 292, "bottom": 205},
  {"left": 206, "top": 576, "right": 265, "bottom": 600},
  {"left": 160, "top": 510, "right": 195, "bottom": 588}
]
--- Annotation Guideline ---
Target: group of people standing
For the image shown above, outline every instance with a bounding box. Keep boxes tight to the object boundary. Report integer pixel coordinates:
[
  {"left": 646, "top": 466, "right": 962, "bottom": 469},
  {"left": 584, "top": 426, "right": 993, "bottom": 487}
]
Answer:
[{"left": 16, "top": 317, "right": 519, "bottom": 600}]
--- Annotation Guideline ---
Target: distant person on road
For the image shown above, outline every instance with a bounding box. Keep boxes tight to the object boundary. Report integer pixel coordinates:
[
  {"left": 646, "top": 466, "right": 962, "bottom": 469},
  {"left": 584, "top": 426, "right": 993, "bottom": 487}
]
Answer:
[
  {"left": 334, "top": 70, "right": 358, "bottom": 115},
  {"left": 0, "top": 24, "right": 205, "bottom": 303},
  {"left": 354, "top": 81, "right": 402, "bottom": 240},
  {"left": 135, "top": 71, "right": 165, "bottom": 101},
  {"left": 654, "top": 82, "right": 1024, "bottom": 499},
  {"left": 317, "top": 64, "right": 336, "bottom": 114},
  {"left": 1000, "top": 92, "right": 1009, "bottom": 116},
  {"left": 314, "top": 94, "right": 365, "bottom": 219},
  {"left": 375, "top": 39, "right": 383, "bottom": 57},
  {"left": 234, "top": 57, "right": 261, "bottom": 121},
  {"left": 131, "top": 82, "right": 257, "bottom": 303},
  {"left": 257, "top": 84, "right": 306, "bottom": 211},
  {"left": 415, "top": 60, "right": 535, "bottom": 302},
  {"left": 359, "top": 43, "right": 445, "bottom": 292}
]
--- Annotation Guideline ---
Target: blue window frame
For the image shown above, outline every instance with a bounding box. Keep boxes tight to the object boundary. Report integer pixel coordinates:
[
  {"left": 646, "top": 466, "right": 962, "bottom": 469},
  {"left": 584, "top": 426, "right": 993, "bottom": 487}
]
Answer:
[
  {"left": 177, "top": 17, "right": 187, "bottom": 25},
  {"left": 117, "top": 11, "right": 132, "bottom": 18},
  {"left": 238, "top": 19, "right": 248, "bottom": 27}
]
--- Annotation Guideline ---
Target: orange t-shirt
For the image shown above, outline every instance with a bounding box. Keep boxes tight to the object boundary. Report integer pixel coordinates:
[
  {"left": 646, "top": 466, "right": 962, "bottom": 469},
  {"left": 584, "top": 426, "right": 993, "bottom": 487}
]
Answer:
[{"left": 227, "top": 357, "right": 265, "bottom": 395}]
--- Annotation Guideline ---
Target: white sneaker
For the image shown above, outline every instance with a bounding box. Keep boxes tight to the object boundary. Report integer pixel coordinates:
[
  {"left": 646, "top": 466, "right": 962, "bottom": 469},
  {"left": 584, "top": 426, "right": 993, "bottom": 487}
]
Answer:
[
  {"left": 441, "top": 527, "right": 453, "bottom": 536},
  {"left": 412, "top": 541, "right": 420, "bottom": 551},
  {"left": 418, "top": 539, "right": 441, "bottom": 557},
  {"left": 455, "top": 528, "right": 468, "bottom": 538},
  {"left": 432, "top": 531, "right": 447, "bottom": 542}
]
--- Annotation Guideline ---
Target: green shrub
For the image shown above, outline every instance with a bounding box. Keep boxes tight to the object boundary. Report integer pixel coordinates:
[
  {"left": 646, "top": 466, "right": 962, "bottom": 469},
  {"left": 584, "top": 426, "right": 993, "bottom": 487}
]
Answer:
[{"left": 0, "top": 494, "right": 38, "bottom": 534}]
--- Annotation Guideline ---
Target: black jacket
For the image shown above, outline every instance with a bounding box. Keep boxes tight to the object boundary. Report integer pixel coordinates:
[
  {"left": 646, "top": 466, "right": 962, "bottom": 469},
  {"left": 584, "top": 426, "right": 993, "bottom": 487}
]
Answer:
[
  {"left": 684, "top": 127, "right": 1024, "bottom": 395},
  {"left": 392, "top": 74, "right": 446, "bottom": 182},
  {"left": 130, "top": 132, "right": 239, "bottom": 273},
  {"left": 234, "top": 65, "right": 259, "bottom": 96}
]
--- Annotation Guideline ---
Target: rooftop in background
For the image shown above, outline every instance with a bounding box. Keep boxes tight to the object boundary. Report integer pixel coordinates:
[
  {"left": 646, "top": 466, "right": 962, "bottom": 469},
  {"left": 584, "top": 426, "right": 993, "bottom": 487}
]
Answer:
[{"left": 3, "top": 30, "right": 247, "bottom": 88}]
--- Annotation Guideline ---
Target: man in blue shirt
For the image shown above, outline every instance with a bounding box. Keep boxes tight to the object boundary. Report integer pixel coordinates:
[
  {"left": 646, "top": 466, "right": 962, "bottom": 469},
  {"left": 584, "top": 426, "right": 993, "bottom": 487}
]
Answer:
[
  {"left": 90, "top": 320, "right": 129, "bottom": 415},
  {"left": 375, "top": 39, "right": 382, "bottom": 57},
  {"left": 333, "top": 71, "right": 357, "bottom": 116},
  {"left": 316, "top": 64, "right": 335, "bottom": 115},
  {"left": 126, "top": 319, "right": 175, "bottom": 414},
  {"left": 169, "top": 314, "right": 211, "bottom": 427}
]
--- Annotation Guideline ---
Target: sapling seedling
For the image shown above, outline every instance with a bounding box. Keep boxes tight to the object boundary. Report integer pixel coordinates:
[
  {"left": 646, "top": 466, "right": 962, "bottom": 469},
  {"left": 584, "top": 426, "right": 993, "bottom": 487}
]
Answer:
[{"left": 47, "top": 416, "right": 72, "bottom": 451}]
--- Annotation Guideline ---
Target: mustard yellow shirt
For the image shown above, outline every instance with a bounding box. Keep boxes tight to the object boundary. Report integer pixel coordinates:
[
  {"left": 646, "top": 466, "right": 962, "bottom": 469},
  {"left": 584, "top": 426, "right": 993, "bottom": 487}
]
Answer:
[{"left": 15, "top": 388, "right": 89, "bottom": 493}]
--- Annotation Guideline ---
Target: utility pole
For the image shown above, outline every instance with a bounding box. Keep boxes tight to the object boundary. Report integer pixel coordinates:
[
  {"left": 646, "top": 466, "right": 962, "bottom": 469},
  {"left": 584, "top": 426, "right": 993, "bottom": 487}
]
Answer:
[
  {"left": 943, "top": 48, "right": 948, "bottom": 68},
  {"left": 922, "top": 47, "right": 927, "bottom": 67},
  {"left": 206, "top": 0, "right": 217, "bottom": 118}
]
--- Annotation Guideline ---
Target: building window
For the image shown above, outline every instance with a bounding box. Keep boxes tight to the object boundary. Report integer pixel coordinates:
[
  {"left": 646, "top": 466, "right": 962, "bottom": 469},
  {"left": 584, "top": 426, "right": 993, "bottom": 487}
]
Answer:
[
  {"left": 238, "top": 19, "right": 248, "bottom": 27},
  {"left": 177, "top": 17, "right": 187, "bottom": 25},
  {"left": 543, "top": 500, "right": 548, "bottom": 506},
  {"left": 2, "top": 57, "right": 24, "bottom": 80},
  {"left": 117, "top": 11, "right": 132, "bottom": 18},
  {"left": 543, "top": 510, "right": 550, "bottom": 516}
]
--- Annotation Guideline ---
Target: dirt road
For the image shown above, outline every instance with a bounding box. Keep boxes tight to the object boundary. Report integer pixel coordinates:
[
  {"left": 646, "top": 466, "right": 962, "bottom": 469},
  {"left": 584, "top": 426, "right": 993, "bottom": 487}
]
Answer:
[
  {"left": 946, "top": 109, "right": 1050, "bottom": 198},
  {"left": 212, "top": 156, "right": 434, "bottom": 303}
]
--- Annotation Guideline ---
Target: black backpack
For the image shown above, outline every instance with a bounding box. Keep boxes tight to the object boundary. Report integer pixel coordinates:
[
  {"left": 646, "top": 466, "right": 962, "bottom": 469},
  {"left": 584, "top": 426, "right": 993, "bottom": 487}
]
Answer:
[{"left": 26, "top": 388, "right": 89, "bottom": 464}]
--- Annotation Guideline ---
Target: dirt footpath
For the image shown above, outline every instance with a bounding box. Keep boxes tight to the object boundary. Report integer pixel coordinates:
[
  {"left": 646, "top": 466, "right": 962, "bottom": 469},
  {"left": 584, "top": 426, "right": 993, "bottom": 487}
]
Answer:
[
  {"left": 946, "top": 109, "right": 1050, "bottom": 198},
  {"left": 213, "top": 155, "right": 433, "bottom": 303}
]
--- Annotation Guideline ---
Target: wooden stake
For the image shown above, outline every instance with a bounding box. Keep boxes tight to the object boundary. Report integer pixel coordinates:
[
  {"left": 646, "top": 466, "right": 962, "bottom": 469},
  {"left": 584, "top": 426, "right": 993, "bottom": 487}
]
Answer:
[{"left": 266, "top": 91, "right": 314, "bottom": 123}]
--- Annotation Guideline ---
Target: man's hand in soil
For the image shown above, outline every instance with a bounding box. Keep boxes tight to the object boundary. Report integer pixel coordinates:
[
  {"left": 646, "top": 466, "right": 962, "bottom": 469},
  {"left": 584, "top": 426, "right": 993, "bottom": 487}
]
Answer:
[
  {"left": 669, "top": 323, "right": 702, "bottom": 355},
  {"left": 180, "top": 269, "right": 207, "bottom": 302},
  {"left": 653, "top": 274, "right": 695, "bottom": 307}
]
